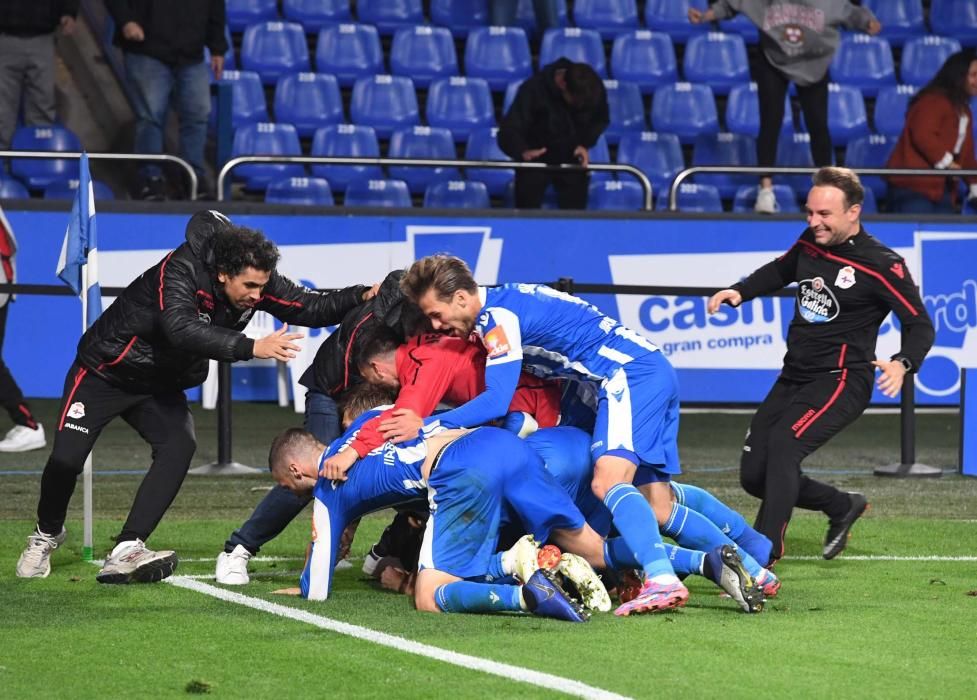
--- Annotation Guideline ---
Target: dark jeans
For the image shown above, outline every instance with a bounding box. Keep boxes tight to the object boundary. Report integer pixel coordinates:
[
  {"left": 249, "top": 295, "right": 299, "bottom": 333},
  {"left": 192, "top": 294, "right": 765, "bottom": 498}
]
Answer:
[
  {"left": 514, "top": 169, "right": 589, "bottom": 209},
  {"left": 888, "top": 186, "right": 956, "bottom": 214},
  {"left": 0, "top": 303, "right": 36, "bottom": 428},
  {"left": 224, "top": 390, "right": 340, "bottom": 554},
  {"left": 754, "top": 51, "right": 833, "bottom": 172},
  {"left": 490, "top": 0, "right": 558, "bottom": 31}
]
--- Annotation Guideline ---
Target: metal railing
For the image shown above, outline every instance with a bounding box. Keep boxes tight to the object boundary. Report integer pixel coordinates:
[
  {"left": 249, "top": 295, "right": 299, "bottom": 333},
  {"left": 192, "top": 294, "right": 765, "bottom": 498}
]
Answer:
[
  {"left": 217, "top": 156, "right": 654, "bottom": 209},
  {"left": 0, "top": 150, "right": 199, "bottom": 200},
  {"left": 668, "top": 166, "right": 977, "bottom": 211}
]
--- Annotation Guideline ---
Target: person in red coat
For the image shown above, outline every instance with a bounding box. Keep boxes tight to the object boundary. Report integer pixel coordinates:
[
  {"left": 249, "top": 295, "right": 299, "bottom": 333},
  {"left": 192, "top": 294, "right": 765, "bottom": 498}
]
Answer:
[{"left": 886, "top": 50, "right": 977, "bottom": 213}]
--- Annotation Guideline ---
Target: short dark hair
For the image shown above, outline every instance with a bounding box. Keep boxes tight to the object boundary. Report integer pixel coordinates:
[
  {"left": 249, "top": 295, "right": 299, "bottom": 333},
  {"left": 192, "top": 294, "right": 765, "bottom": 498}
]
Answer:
[
  {"left": 564, "top": 62, "right": 603, "bottom": 112},
  {"left": 400, "top": 255, "right": 477, "bottom": 303},
  {"left": 914, "top": 49, "right": 977, "bottom": 111},
  {"left": 213, "top": 225, "right": 280, "bottom": 277},
  {"left": 338, "top": 382, "right": 398, "bottom": 423},
  {"left": 354, "top": 325, "right": 402, "bottom": 370},
  {"left": 811, "top": 166, "right": 864, "bottom": 209},
  {"left": 267, "top": 427, "right": 318, "bottom": 475}
]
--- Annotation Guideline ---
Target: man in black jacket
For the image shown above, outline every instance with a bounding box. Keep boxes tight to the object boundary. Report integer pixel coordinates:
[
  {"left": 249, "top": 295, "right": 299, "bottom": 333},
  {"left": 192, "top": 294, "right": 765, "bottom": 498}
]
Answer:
[
  {"left": 498, "top": 58, "right": 608, "bottom": 210},
  {"left": 215, "top": 270, "right": 427, "bottom": 584},
  {"left": 708, "top": 167, "right": 935, "bottom": 563},
  {"left": 16, "top": 210, "right": 373, "bottom": 584},
  {"left": 105, "top": 0, "right": 226, "bottom": 199},
  {"left": 0, "top": 0, "right": 78, "bottom": 151}
]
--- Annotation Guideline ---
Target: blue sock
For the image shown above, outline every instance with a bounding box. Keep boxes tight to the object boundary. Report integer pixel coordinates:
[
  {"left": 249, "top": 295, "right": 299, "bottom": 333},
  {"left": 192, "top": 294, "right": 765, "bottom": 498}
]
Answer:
[
  {"left": 603, "top": 483, "right": 674, "bottom": 580},
  {"left": 605, "top": 537, "right": 704, "bottom": 580},
  {"left": 434, "top": 581, "right": 522, "bottom": 614},
  {"left": 486, "top": 552, "right": 506, "bottom": 581},
  {"left": 672, "top": 482, "right": 773, "bottom": 566},
  {"left": 662, "top": 502, "right": 764, "bottom": 578}
]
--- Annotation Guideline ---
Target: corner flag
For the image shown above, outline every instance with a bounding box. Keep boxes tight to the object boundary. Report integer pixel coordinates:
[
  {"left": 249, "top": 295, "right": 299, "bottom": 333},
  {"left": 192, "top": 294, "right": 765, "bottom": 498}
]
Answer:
[{"left": 56, "top": 152, "right": 102, "bottom": 328}]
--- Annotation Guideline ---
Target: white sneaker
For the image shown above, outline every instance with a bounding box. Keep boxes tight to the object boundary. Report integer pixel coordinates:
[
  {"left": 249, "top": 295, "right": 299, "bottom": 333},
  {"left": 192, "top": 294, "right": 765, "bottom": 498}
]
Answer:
[
  {"left": 0, "top": 424, "right": 46, "bottom": 452},
  {"left": 754, "top": 186, "right": 779, "bottom": 214},
  {"left": 216, "top": 545, "right": 252, "bottom": 585},
  {"left": 16, "top": 526, "right": 67, "bottom": 578},
  {"left": 558, "top": 552, "right": 612, "bottom": 612},
  {"left": 501, "top": 534, "right": 541, "bottom": 584},
  {"left": 96, "top": 539, "right": 178, "bottom": 584}
]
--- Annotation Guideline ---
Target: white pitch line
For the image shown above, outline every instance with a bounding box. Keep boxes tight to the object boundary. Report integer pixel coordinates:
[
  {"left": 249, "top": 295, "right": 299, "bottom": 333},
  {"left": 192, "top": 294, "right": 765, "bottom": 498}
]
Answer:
[
  {"left": 789, "top": 555, "right": 977, "bottom": 561},
  {"left": 166, "top": 576, "right": 631, "bottom": 700},
  {"left": 173, "top": 555, "right": 307, "bottom": 563}
]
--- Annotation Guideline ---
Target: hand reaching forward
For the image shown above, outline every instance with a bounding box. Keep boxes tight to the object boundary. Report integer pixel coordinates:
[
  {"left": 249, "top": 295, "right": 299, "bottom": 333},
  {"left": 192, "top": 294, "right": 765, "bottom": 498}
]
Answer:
[
  {"left": 253, "top": 323, "right": 304, "bottom": 361},
  {"left": 379, "top": 408, "right": 424, "bottom": 443},
  {"left": 707, "top": 289, "right": 742, "bottom": 314}
]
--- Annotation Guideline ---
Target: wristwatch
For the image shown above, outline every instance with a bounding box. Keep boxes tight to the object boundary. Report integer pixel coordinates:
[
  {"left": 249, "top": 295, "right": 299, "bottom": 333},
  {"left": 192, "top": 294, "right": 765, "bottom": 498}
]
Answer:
[{"left": 893, "top": 356, "right": 913, "bottom": 373}]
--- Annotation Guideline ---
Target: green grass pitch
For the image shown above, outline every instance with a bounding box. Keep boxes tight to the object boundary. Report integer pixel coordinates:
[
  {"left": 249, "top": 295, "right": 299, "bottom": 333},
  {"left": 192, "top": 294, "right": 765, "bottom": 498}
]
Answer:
[{"left": 1, "top": 400, "right": 974, "bottom": 699}]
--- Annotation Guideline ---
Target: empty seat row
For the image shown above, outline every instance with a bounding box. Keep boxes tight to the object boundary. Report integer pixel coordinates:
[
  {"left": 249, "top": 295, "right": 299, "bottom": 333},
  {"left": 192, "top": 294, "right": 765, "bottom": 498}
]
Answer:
[{"left": 0, "top": 175, "right": 115, "bottom": 200}]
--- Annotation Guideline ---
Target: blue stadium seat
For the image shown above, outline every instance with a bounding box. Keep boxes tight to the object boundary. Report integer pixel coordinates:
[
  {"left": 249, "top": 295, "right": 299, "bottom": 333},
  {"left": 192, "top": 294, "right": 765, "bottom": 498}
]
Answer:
[
  {"left": 241, "top": 22, "right": 310, "bottom": 85},
  {"left": 212, "top": 70, "right": 268, "bottom": 130},
  {"left": 465, "top": 27, "right": 532, "bottom": 91},
  {"left": 283, "top": 0, "right": 351, "bottom": 33},
  {"left": 315, "top": 23, "right": 383, "bottom": 87},
  {"left": 610, "top": 30, "right": 677, "bottom": 95},
  {"left": 538, "top": 28, "right": 607, "bottom": 77},
  {"left": 800, "top": 83, "right": 869, "bottom": 146},
  {"left": 651, "top": 83, "right": 719, "bottom": 144},
  {"left": 310, "top": 124, "right": 382, "bottom": 191},
  {"left": 387, "top": 126, "right": 460, "bottom": 193},
  {"left": 274, "top": 73, "right": 343, "bottom": 138},
  {"left": 683, "top": 32, "right": 749, "bottom": 95},
  {"left": 513, "top": 0, "right": 569, "bottom": 36},
  {"left": 874, "top": 84, "right": 917, "bottom": 137},
  {"left": 691, "top": 132, "right": 756, "bottom": 198},
  {"left": 572, "top": 0, "right": 638, "bottom": 39},
  {"left": 930, "top": 0, "right": 977, "bottom": 46},
  {"left": 900, "top": 36, "right": 962, "bottom": 87},
  {"left": 349, "top": 75, "right": 420, "bottom": 139},
  {"left": 603, "top": 80, "right": 645, "bottom": 145},
  {"left": 655, "top": 182, "right": 722, "bottom": 212},
  {"left": 775, "top": 132, "right": 819, "bottom": 197},
  {"left": 356, "top": 0, "right": 424, "bottom": 35},
  {"left": 732, "top": 184, "right": 799, "bottom": 213},
  {"left": 830, "top": 34, "right": 895, "bottom": 97},
  {"left": 43, "top": 179, "right": 115, "bottom": 201},
  {"left": 587, "top": 179, "right": 645, "bottom": 210},
  {"left": 861, "top": 0, "right": 924, "bottom": 47},
  {"left": 265, "top": 176, "right": 335, "bottom": 205},
  {"left": 644, "top": 0, "right": 708, "bottom": 44},
  {"left": 226, "top": 0, "right": 278, "bottom": 32},
  {"left": 0, "top": 177, "right": 29, "bottom": 199},
  {"left": 426, "top": 77, "right": 495, "bottom": 142},
  {"left": 424, "top": 180, "right": 491, "bottom": 208},
  {"left": 390, "top": 25, "right": 459, "bottom": 88},
  {"left": 502, "top": 79, "right": 525, "bottom": 114},
  {"left": 718, "top": 13, "right": 758, "bottom": 44},
  {"left": 344, "top": 178, "right": 412, "bottom": 207},
  {"left": 588, "top": 134, "right": 613, "bottom": 182},
  {"left": 231, "top": 122, "right": 305, "bottom": 190},
  {"left": 10, "top": 125, "right": 81, "bottom": 190},
  {"left": 616, "top": 131, "right": 685, "bottom": 194},
  {"left": 860, "top": 186, "right": 878, "bottom": 213},
  {"left": 844, "top": 134, "right": 894, "bottom": 201},
  {"left": 725, "top": 82, "right": 793, "bottom": 137},
  {"left": 430, "top": 0, "right": 489, "bottom": 37},
  {"left": 464, "top": 127, "right": 513, "bottom": 196}
]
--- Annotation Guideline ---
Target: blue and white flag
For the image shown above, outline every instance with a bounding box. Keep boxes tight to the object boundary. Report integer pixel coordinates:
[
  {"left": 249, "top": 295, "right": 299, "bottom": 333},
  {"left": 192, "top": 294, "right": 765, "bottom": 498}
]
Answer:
[{"left": 56, "top": 152, "right": 102, "bottom": 329}]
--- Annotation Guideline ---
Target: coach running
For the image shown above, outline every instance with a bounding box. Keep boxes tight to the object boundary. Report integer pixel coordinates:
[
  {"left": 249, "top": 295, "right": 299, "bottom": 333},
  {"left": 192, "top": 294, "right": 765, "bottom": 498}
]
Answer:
[{"left": 16, "top": 210, "right": 375, "bottom": 584}]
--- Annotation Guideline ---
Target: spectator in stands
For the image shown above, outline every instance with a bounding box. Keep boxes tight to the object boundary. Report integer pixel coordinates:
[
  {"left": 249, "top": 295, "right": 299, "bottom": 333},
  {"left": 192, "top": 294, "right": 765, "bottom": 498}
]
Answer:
[
  {"left": 0, "top": 206, "right": 45, "bottom": 453},
  {"left": 689, "top": 1, "right": 880, "bottom": 214},
  {"left": 498, "top": 59, "right": 608, "bottom": 209},
  {"left": 490, "top": 0, "right": 558, "bottom": 33},
  {"left": 886, "top": 50, "right": 977, "bottom": 214},
  {"left": 15, "top": 210, "right": 376, "bottom": 585},
  {"left": 0, "top": 1, "right": 78, "bottom": 151},
  {"left": 105, "top": 0, "right": 227, "bottom": 200}
]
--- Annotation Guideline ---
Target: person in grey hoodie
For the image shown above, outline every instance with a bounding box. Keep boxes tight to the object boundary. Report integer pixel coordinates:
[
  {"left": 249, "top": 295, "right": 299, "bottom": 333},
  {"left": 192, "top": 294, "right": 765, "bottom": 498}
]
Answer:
[{"left": 690, "top": 1, "right": 880, "bottom": 213}]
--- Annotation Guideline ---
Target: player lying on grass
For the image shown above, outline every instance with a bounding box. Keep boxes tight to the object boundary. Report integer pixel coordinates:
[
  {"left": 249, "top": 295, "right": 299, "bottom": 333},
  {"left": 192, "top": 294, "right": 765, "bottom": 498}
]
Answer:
[{"left": 270, "top": 383, "right": 608, "bottom": 620}]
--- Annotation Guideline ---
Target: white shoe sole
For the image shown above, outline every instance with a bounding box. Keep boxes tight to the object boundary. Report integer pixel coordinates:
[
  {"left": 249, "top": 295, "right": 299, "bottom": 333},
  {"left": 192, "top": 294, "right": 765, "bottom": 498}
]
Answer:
[{"left": 559, "top": 553, "right": 612, "bottom": 612}]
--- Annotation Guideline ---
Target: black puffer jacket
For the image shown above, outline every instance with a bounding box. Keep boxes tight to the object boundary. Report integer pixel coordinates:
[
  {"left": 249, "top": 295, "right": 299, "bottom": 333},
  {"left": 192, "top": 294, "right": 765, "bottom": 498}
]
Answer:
[
  {"left": 105, "top": 0, "right": 227, "bottom": 67},
  {"left": 299, "top": 269, "right": 427, "bottom": 397},
  {"left": 77, "top": 210, "right": 367, "bottom": 395}
]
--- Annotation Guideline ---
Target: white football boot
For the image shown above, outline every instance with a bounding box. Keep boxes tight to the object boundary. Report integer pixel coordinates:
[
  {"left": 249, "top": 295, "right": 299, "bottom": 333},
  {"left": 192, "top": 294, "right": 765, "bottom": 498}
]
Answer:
[
  {"left": 558, "top": 552, "right": 612, "bottom": 612},
  {"left": 16, "top": 527, "right": 67, "bottom": 578},
  {"left": 216, "top": 545, "right": 252, "bottom": 585}
]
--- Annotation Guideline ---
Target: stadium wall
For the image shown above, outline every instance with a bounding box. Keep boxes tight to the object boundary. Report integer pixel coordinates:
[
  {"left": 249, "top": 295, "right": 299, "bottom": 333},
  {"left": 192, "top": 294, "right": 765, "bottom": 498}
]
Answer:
[{"left": 6, "top": 205, "right": 974, "bottom": 406}]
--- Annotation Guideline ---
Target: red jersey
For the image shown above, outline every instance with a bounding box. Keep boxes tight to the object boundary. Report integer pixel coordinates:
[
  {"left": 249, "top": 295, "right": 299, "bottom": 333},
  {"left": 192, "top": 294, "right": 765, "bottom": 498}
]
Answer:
[{"left": 349, "top": 334, "right": 561, "bottom": 456}]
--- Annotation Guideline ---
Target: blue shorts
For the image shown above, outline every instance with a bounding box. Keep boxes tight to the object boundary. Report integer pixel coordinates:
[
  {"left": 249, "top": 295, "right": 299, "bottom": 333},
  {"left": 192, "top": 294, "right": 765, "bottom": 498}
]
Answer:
[
  {"left": 591, "top": 352, "right": 681, "bottom": 478},
  {"left": 421, "top": 427, "right": 584, "bottom": 579}
]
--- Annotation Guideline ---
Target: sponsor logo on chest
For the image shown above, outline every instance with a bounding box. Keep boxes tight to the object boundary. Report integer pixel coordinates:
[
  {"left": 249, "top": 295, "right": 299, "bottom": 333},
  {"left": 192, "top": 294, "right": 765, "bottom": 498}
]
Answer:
[{"left": 797, "top": 276, "right": 840, "bottom": 323}]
